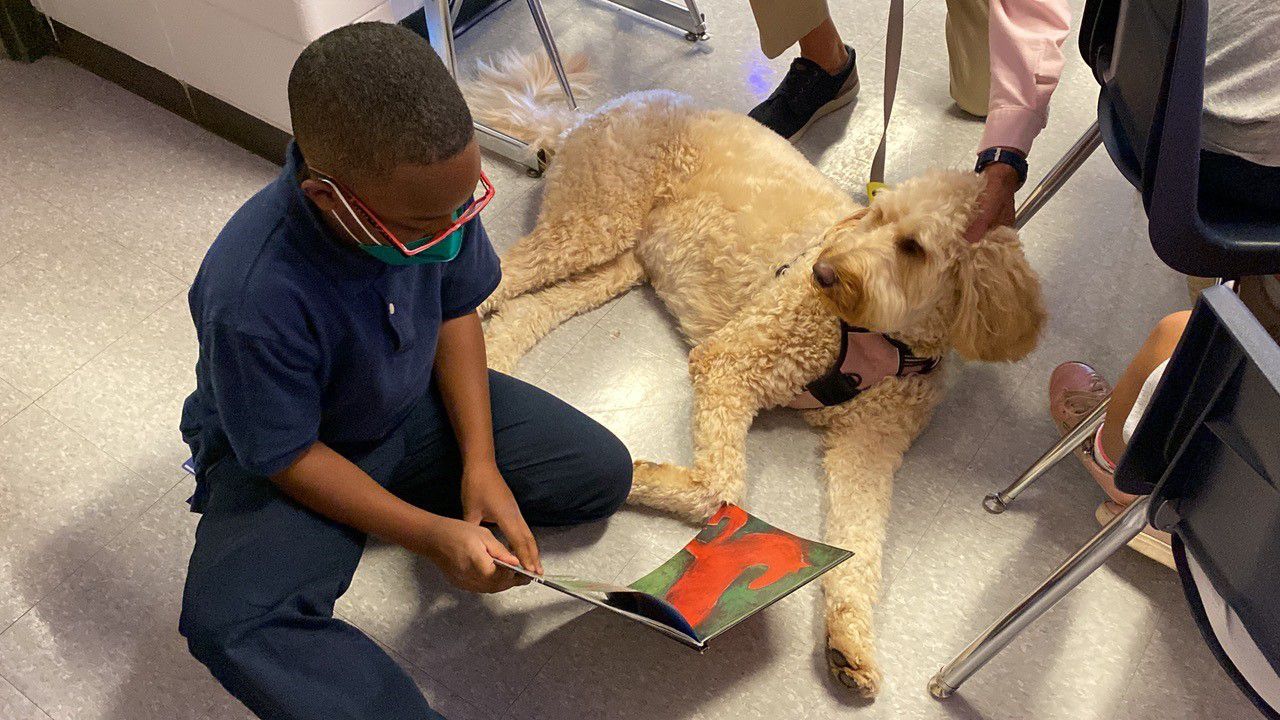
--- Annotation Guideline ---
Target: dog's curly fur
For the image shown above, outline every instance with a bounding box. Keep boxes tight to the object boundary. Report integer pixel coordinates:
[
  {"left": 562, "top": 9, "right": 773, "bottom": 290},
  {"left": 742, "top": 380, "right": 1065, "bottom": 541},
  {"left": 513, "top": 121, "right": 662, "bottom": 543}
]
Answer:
[{"left": 470, "top": 54, "right": 1046, "bottom": 697}]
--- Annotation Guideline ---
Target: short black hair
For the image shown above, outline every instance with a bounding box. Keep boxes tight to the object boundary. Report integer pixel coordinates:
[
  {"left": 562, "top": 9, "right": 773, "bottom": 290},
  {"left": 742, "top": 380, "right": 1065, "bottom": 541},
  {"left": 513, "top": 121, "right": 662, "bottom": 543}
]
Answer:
[{"left": 288, "top": 22, "right": 473, "bottom": 181}]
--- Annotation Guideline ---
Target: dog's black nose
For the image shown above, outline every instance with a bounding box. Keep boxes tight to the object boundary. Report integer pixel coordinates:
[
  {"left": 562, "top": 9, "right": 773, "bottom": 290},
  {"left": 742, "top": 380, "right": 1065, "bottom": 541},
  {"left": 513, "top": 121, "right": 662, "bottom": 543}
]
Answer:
[{"left": 812, "top": 262, "right": 838, "bottom": 288}]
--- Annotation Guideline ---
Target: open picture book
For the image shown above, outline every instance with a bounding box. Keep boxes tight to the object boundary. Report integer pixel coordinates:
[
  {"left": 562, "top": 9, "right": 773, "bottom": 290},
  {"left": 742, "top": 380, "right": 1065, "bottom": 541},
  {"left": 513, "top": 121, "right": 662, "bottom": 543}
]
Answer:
[{"left": 497, "top": 504, "right": 852, "bottom": 649}]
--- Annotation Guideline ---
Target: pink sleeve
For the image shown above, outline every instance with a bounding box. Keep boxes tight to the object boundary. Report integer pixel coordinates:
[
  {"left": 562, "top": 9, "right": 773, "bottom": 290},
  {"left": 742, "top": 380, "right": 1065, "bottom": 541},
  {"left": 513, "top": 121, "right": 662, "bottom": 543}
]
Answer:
[{"left": 979, "top": 0, "right": 1073, "bottom": 155}]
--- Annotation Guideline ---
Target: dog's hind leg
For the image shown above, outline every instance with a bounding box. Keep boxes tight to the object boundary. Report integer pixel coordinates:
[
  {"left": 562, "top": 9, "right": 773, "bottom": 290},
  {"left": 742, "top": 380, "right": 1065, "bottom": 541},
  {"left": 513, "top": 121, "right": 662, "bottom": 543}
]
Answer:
[
  {"left": 483, "top": 106, "right": 678, "bottom": 313},
  {"left": 813, "top": 383, "right": 938, "bottom": 698},
  {"left": 487, "top": 199, "right": 652, "bottom": 315},
  {"left": 485, "top": 253, "right": 644, "bottom": 374}
]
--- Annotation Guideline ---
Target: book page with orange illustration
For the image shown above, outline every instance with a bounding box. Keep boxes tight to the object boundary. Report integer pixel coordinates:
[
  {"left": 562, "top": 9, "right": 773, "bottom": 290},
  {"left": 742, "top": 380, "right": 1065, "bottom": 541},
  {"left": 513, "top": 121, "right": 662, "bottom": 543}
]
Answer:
[
  {"left": 499, "top": 505, "right": 851, "bottom": 648},
  {"left": 629, "top": 504, "right": 852, "bottom": 643}
]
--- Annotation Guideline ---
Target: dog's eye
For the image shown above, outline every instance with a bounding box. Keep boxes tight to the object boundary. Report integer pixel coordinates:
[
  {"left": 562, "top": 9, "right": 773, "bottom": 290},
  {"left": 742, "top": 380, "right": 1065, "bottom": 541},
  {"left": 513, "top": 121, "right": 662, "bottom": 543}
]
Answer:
[{"left": 896, "top": 237, "right": 925, "bottom": 259}]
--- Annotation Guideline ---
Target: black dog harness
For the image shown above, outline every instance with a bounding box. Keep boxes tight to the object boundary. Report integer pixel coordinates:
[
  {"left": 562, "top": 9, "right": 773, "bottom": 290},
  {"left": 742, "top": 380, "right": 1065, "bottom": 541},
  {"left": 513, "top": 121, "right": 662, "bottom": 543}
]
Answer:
[
  {"left": 773, "top": 254, "right": 941, "bottom": 409},
  {"left": 788, "top": 323, "right": 941, "bottom": 409}
]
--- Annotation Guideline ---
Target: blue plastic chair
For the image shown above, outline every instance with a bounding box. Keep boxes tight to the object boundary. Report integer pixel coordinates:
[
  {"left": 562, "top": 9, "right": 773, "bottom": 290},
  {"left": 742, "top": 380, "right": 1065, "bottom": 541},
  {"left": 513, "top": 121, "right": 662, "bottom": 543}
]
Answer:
[
  {"left": 1106, "top": 0, "right": 1280, "bottom": 277},
  {"left": 1012, "top": 0, "right": 1280, "bottom": 276},
  {"left": 1118, "top": 283, "right": 1280, "bottom": 718}
]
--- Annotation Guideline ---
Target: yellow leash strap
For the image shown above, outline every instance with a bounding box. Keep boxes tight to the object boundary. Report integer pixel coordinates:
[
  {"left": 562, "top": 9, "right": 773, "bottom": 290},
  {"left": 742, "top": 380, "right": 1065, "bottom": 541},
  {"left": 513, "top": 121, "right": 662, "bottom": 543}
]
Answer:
[{"left": 867, "top": 0, "right": 906, "bottom": 201}]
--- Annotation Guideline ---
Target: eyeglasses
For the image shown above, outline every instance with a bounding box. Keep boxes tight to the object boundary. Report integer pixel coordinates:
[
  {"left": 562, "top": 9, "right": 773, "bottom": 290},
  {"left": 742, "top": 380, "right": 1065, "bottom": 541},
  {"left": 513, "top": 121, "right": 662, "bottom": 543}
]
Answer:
[{"left": 311, "top": 168, "right": 496, "bottom": 257}]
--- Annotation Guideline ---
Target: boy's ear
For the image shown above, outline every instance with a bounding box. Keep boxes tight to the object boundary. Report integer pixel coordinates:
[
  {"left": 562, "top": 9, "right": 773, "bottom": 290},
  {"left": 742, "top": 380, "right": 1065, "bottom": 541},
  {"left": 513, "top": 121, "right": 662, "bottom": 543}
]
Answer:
[
  {"left": 950, "top": 227, "right": 1046, "bottom": 362},
  {"left": 300, "top": 178, "right": 341, "bottom": 213}
]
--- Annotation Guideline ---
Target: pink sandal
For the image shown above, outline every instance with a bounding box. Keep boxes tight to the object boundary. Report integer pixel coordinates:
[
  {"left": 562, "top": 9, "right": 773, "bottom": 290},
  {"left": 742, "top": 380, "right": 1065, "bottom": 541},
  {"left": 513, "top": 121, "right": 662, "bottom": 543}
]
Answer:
[
  {"left": 1048, "top": 362, "right": 1174, "bottom": 568},
  {"left": 1048, "top": 361, "right": 1116, "bottom": 490}
]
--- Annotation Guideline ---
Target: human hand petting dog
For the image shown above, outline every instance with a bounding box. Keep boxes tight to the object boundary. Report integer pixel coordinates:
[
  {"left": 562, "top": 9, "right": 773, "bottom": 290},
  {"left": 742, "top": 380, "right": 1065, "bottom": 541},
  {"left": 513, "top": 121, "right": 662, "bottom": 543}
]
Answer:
[{"left": 964, "top": 162, "right": 1022, "bottom": 244}]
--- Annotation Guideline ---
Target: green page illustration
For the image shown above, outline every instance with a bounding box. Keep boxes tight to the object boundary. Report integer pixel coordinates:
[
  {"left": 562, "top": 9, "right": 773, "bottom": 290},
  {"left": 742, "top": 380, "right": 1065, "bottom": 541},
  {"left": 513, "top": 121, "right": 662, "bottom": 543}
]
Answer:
[
  {"left": 630, "top": 504, "right": 852, "bottom": 643},
  {"left": 502, "top": 504, "right": 851, "bottom": 648}
]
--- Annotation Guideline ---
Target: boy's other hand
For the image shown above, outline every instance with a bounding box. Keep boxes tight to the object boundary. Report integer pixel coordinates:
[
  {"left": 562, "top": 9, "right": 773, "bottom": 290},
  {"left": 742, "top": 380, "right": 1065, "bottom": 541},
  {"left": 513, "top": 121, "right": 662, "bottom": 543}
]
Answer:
[
  {"left": 416, "top": 516, "right": 528, "bottom": 593},
  {"left": 461, "top": 463, "right": 544, "bottom": 575}
]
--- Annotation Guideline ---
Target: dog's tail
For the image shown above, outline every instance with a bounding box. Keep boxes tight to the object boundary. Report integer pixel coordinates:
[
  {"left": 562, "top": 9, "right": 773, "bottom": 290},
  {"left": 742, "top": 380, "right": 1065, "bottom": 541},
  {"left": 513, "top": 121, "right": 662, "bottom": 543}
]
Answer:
[{"left": 464, "top": 51, "right": 594, "bottom": 159}]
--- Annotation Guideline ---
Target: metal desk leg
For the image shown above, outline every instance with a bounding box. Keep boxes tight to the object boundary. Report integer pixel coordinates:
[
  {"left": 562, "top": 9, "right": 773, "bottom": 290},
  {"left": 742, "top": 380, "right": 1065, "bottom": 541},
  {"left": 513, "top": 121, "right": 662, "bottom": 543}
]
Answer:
[
  {"left": 1014, "top": 122, "right": 1103, "bottom": 230},
  {"left": 597, "top": 0, "right": 707, "bottom": 40},
  {"left": 422, "top": 0, "right": 544, "bottom": 176},
  {"left": 983, "top": 394, "right": 1111, "bottom": 514},
  {"left": 929, "top": 496, "right": 1151, "bottom": 699},
  {"left": 527, "top": 0, "right": 577, "bottom": 109}
]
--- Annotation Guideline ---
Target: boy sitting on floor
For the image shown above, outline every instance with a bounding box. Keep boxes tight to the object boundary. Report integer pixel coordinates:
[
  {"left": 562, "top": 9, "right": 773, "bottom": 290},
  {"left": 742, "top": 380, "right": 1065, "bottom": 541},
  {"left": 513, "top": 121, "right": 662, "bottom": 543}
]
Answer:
[{"left": 178, "top": 22, "right": 632, "bottom": 720}]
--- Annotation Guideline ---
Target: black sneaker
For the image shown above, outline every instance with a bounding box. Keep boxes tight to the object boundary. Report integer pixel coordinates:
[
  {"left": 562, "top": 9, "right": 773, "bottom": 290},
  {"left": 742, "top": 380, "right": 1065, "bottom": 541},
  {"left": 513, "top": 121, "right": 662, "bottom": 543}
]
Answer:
[{"left": 749, "top": 46, "right": 860, "bottom": 141}]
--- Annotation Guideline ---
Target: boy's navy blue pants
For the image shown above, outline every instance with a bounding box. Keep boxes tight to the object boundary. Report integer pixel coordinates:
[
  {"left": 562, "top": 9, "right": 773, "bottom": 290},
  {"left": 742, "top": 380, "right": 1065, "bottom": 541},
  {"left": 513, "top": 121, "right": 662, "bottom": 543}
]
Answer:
[{"left": 179, "top": 371, "right": 633, "bottom": 720}]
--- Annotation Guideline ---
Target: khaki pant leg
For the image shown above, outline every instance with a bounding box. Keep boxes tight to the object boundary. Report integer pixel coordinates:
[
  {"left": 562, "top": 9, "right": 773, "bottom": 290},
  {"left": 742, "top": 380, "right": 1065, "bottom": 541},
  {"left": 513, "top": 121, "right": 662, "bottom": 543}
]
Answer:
[
  {"left": 945, "top": 0, "right": 990, "bottom": 116},
  {"left": 749, "top": 0, "right": 832, "bottom": 59}
]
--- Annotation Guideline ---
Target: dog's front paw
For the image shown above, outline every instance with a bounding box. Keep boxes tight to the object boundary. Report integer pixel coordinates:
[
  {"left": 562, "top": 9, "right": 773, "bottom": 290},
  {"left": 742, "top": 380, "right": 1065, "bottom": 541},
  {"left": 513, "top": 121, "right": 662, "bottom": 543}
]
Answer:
[
  {"left": 628, "top": 461, "right": 721, "bottom": 521},
  {"left": 826, "top": 633, "right": 882, "bottom": 698}
]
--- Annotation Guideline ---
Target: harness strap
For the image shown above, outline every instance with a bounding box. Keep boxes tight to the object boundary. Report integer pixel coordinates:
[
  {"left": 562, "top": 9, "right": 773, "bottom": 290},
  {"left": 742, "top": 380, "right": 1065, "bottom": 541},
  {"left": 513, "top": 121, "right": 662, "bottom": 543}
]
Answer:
[
  {"left": 803, "top": 322, "right": 860, "bottom": 406},
  {"left": 885, "top": 334, "right": 942, "bottom": 375},
  {"left": 867, "top": 0, "right": 906, "bottom": 200},
  {"left": 790, "top": 322, "right": 941, "bottom": 409}
]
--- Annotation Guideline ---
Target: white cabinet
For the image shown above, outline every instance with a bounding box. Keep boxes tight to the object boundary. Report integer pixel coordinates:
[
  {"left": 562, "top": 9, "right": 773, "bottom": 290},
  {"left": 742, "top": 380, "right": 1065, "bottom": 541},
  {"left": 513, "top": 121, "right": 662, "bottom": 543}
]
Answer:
[{"left": 34, "top": 0, "right": 418, "bottom": 132}]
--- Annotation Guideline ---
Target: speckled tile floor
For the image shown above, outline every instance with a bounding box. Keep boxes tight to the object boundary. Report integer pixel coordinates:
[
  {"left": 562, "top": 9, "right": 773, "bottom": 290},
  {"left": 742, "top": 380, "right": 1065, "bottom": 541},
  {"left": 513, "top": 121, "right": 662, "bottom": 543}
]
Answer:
[{"left": 0, "top": 0, "right": 1262, "bottom": 718}]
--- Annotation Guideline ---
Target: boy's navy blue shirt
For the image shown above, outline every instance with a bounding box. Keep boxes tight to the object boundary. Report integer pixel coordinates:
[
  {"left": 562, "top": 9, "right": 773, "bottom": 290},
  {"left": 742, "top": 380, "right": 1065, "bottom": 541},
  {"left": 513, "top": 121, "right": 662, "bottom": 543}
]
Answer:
[{"left": 180, "top": 142, "right": 500, "bottom": 510}]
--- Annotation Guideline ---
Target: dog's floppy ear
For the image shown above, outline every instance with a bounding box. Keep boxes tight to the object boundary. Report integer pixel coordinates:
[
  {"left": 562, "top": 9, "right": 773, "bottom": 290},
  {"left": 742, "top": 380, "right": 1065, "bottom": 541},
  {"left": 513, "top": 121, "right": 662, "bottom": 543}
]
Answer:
[
  {"left": 949, "top": 226, "right": 1046, "bottom": 362},
  {"left": 832, "top": 206, "right": 873, "bottom": 231}
]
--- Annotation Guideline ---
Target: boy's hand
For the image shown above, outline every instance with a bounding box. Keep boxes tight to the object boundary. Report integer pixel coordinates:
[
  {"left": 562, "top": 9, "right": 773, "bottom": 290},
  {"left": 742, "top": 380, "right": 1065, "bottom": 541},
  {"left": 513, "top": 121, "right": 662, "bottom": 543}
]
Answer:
[
  {"left": 268, "top": 443, "right": 527, "bottom": 593},
  {"left": 461, "top": 463, "right": 543, "bottom": 575},
  {"left": 414, "top": 516, "right": 528, "bottom": 593}
]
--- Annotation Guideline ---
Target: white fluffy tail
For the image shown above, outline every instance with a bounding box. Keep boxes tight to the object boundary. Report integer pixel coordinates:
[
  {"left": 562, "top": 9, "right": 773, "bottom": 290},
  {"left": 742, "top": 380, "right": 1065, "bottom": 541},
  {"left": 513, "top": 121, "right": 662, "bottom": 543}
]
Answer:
[{"left": 464, "top": 51, "right": 594, "bottom": 158}]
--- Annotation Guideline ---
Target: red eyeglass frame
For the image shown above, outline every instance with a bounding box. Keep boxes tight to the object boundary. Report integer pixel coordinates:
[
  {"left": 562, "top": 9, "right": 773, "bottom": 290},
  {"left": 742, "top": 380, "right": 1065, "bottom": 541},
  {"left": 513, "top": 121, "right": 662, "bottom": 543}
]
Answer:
[{"left": 317, "top": 169, "right": 496, "bottom": 256}]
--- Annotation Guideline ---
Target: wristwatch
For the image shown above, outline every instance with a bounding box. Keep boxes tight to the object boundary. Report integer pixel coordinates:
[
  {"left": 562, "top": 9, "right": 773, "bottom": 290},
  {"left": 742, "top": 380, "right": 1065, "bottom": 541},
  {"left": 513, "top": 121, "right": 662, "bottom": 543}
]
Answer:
[{"left": 975, "top": 147, "right": 1028, "bottom": 187}]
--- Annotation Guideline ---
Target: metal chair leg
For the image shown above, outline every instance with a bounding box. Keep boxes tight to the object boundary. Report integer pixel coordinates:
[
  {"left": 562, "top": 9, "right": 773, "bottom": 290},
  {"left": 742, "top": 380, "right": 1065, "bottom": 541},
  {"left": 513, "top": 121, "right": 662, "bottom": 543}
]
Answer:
[
  {"left": 425, "top": 0, "right": 460, "bottom": 76},
  {"left": 601, "top": 0, "right": 707, "bottom": 40},
  {"left": 526, "top": 0, "right": 577, "bottom": 109},
  {"left": 1014, "top": 122, "right": 1103, "bottom": 230},
  {"left": 421, "top": 0, "right": 547, "bottom": 176},
  {"left": 677, "top": 0, "right": 708, "bottom": 39},
  {"left": 929, "top": 495, "right": 1152, "bottom": 699},
  {"left": 984, "top": 394, "right": 1111, "bottom": 514}
]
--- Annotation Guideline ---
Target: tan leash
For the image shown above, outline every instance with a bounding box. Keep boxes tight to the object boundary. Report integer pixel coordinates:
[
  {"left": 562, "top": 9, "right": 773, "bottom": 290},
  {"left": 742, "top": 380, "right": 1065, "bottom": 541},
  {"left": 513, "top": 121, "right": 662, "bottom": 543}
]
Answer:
[{"left": 867, "top": 0, "right": 906, "bottom": 200}]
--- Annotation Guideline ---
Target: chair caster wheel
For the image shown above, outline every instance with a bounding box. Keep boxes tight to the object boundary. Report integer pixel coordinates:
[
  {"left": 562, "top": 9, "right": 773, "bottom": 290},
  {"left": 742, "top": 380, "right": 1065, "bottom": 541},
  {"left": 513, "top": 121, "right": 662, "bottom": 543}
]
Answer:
[
  {"left": 684, "top": 30, "right": 707, "bottom": 41},
  {"left": 982, "top": 493, "right": 1008, "bottom": 514}
]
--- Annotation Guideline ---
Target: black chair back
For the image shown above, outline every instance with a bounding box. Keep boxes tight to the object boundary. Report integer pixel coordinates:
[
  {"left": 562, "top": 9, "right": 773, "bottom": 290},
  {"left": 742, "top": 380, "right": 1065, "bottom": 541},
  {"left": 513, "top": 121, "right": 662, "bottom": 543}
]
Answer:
[
  {"left": 1116, "top": 284, "right": 1280, "bottom": 716},
  {"left": 1077, "top": 0, "right": 1280, "bottom": 277}
]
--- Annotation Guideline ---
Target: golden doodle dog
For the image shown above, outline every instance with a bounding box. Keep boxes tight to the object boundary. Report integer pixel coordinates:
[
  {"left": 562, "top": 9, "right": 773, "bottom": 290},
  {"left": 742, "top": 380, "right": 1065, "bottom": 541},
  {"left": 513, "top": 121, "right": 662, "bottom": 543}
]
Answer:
[{"left": 469, "top": 53, "right": 1045, "bottom": 696}]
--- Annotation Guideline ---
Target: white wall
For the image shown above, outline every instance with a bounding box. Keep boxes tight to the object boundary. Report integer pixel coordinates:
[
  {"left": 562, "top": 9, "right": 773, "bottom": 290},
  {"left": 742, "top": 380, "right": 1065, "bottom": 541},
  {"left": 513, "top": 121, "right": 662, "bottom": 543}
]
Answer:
[{"left": 34, "top": 0, "right": 414, "bottom": 132}]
